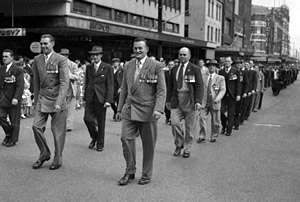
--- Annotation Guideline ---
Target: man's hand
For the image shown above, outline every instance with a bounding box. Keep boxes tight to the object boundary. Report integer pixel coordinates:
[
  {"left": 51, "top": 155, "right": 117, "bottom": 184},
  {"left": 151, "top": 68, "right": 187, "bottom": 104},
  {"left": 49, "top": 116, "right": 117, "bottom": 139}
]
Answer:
[
  {"left": 104, "top": 102, "right": 111, "bottom": 108},
  {"left": 115, "top": 112, "right": 122, "bottom": 122},
  {"left": 248, "top": 92, "right": 252, "bottom": 96},
  {"left": 153, "top": 111, "right": 162, "bottom": 120},
  {"left": 195, "top": 103, "right": 201, "bottom": 110},
  {"left": 251, "top": 90, "right": 256, "bottom": 94},
  {"left": 54, "top": 105, "right": 61, "bottom": 112},
  {"left": 12, "top": 98, "right": 18, "bottom": 105},
  {"left": 166, "top": 102, "right": 171, "bottom": 110},
  {"left": 236, "top": 96, "right": 241, "bottom": 102},
  {"left": 242, "top": 93, "right": 247, "bottom": 98},
  {"left": 117, "top": 88, "right": 121, "bottom": 94}
]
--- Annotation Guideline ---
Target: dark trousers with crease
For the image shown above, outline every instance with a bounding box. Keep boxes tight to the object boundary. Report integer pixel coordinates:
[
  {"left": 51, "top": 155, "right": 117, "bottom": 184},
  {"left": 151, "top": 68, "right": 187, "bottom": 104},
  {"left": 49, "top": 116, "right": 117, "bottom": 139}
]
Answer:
[
  {"left": 32, "top": 109, "right": 67, "bottom": 165},
  {"left": 120, "top": 118, "right": 157, "bottom": 180},
  {"left": 84, "top": 96, "right": 107, "bottom": 148},
  {"left": 0, "top": 104, "right": 21, "bottom": 142},
  {"left": 221, "top": 95, "right": 236, "bottom": 134}
]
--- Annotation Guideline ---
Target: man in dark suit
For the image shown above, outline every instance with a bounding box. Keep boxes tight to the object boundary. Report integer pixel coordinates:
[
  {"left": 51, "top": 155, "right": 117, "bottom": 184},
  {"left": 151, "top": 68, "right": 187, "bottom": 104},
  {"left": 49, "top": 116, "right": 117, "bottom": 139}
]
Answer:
[
  {"left": 83, "top": 46, "right": 114, "bottom": 152},
  {"left": 219, "top": 57, "right": 241, "bottom": 136},
  {"left": 244, "top": 61, "right": 257, "bottom": 120},
  {"left": 32, "top": 34, "right": 69, "bottom": 170},
  {"left": 111, "top": 57, "right": 123, "bottom": 121},
  {"left": 233, "top": 59, "right": 249, "bottom": 130},
  {"left": 116, "top": 38, "right": 166, "bottom": 186},
  {"left": 166, "top": 47, "right": 203, "bottom": 158},
  {"left": 0, "top": 49, "right": 24, "bottom": 147}
]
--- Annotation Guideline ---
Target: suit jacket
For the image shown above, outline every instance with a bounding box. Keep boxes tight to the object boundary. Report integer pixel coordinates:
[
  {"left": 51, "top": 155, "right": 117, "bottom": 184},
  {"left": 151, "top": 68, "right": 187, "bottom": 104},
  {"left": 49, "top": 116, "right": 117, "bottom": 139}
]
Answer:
[
  {"left": 201, "top": 74, "right": 226, "bottom": 110},
  {"left": 248, "top": 69, "right": 258, "bottom": 91},
  {"left": 167, "top": 62, "right": 203, "bottom": 109},
  {"left": 257, "top": 71, "right": 265, "bottom": 91},
  {"left": 67, "top": 59, "right": 79, "bottom": 97},
  {"left": 84, "top": 61, "right": 114, "bottom": 104},
  {"left": 218, "top": 67, "right": 241, "bottom": 99},
  {"left": 113, "top": 66, "right": 123, "bottom": 100},
  {"left": 239, "top": 68, "right": 249, "bottom": 95},
  {"left": 117, "top": 57, "right": 166, "bottom": 122},
  {"left": 0, "top": 63, "right": 24, "bottom": 107},
  {"left": 32, "top": 52, "right": 69, "bottom": 113}
]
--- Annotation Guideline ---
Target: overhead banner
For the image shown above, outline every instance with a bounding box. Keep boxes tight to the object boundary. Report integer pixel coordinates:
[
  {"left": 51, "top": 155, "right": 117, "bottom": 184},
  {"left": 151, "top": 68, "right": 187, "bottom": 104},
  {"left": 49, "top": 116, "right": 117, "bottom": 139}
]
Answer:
[{"left": 0, "top": 28, "right": 26, "bottom": 37}]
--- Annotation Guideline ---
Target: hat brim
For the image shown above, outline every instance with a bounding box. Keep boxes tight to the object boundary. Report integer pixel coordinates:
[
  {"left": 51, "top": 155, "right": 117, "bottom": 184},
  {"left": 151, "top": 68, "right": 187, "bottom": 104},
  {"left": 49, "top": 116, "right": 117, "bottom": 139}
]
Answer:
[
  {"left": 89, "top": 51, "right": 103, "bottom": 54},
  {"left": 207, "top": 63, "right": 218, "bottom": 65}
]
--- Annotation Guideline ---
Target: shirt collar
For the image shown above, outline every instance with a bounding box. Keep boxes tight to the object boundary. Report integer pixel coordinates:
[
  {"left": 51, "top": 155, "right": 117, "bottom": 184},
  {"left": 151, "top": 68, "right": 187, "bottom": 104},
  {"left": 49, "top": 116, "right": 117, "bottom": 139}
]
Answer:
[
  {"left": 6, "top": 62, "right": 13, "bottom": 68},
  {"left": 137, "top": 56, "right": 147, "bottom": 66},
  {"left": 45, "top": 51, "right": 54, "bottom": 60},
  {"left": 95, "top": 61, "right": 101, "bottom": 67}
]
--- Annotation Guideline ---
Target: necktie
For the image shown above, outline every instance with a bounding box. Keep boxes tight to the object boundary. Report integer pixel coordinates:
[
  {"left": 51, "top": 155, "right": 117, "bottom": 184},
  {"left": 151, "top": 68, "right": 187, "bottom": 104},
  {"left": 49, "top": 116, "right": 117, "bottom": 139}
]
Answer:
[
  {"left": 94, "top": 63, "right": 99, "bottom": 73},
  {"left": 207, "top": 74, "right": 212, "bottom": 96},
  {"left": 134, "top": 60, "right": 141, "bottom": 82},
  {"left": 177, "top": 63, "right": 184, "bottom": 89},
  {"left": 45, "top": 55, "right": 48, "bottom": 64}
]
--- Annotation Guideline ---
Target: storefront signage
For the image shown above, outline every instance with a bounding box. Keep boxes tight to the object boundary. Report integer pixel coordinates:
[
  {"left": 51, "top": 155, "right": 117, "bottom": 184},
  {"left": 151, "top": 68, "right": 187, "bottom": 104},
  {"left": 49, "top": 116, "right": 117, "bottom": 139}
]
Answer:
[
  {"left": 0, "top": 28, "right": 26, "bottom": 37},
  {"left": 30, "top": 42, "right": 41, "bottom": 53},
  {"left": 180, "top": 38, "right": 195, "bottom": 44},
  {"left": 90, "top": 21, "right": 110, "bottom": 32}
]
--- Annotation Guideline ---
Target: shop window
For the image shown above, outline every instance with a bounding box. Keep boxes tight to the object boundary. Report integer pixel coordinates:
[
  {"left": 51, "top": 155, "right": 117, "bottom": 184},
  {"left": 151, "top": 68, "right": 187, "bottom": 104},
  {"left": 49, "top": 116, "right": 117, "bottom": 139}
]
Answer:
[
  {"left": 115, "top": 10, "right": 127, "bottom": 23},
  {"left": 130, "top": 14, "right": 142, "bottom": 26},
  {"left": 224, "top": 18, "right": 231, "bottom": 35},
  {"left": 164, "top": 22, "right": 174, "bottom": 32},
  {"left": 72, "top": 0, "right": 91, "bottom": 16},
  {"left": 95, "top": 6, "right": 111, "bottom": 20}
]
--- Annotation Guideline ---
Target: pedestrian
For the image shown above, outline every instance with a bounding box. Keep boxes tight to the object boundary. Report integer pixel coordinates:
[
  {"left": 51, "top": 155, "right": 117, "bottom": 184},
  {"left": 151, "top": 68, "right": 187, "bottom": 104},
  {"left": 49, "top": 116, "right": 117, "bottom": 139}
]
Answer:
[
  {"left": 166, "top": 47, "right": 203, "bottom": 158},
  {"left": 218, "top": 56, "right": 241, "bottom": 136},
  {"left": 116, "top": 37, "right": 166, "bottom": 186},
  {"left": 0, "top": 49, "right": 24, "bottom": 147},
  {"left": 253, "top": 64, "right": 265, "bottom": 112},
  {"left": 111, "top": 57, "right": 123, "bottom": 121},
  {"left": 32, "top": 34, "right": 69, "bottom": 170},
  {"left": 59, "top": 48, "right": 79, "bottom": 132},
  {"left": 197, "top": 59, "right": 225, "bottom": 143},
  {"left": 83, "top": 46, "right": 114, "bottom": 152},
  {"left": 163, "top": 60, "right": 171, "bottom": 125}
]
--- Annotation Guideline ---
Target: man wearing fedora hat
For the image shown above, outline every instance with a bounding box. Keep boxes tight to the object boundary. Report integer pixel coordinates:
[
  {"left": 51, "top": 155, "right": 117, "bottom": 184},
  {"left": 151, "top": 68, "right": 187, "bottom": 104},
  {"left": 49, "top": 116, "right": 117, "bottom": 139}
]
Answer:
[
  {"left": 59, "top": 48, "right": 79, "bottom": 132},
  {"left": 197, "top": 59, "right": 225, "bottom": 143},
  {"left": 111, "top": 57, "right": 123, "bottom": 121},
  {"left": 83, "top": 46, "right": 113, "bottom": 152}
]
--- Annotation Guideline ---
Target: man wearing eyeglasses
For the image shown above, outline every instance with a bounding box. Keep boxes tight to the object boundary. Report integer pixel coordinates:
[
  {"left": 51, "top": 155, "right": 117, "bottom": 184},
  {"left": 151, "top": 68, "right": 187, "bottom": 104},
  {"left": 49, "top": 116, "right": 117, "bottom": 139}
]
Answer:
[
  {"left": 31, "top": 34, "right": 69, "bottom": 170},
  {"left": 166, "top": 47, "right": 203, "bottom": 158}
]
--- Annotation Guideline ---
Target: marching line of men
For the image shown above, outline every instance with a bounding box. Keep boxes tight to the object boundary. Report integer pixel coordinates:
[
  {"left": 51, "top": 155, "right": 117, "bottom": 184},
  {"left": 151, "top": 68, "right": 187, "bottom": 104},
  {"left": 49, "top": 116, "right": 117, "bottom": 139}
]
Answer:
[{"left": 0, "top": 34, "right": 299, "bottom": 186}]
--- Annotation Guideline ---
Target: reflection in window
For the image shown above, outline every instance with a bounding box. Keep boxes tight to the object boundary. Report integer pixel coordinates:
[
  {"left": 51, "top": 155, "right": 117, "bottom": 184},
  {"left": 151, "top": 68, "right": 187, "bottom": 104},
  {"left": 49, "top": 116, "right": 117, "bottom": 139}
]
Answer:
[
  {"left": 95, "top": 6, "right": 110, "bottom": 20},
  {"left": 130, "top": 14, "right": 142, "bottom": 26},
  {"left": 72, "top": 0, "right": 91, "bottom": 15},
  {"left": 115, "top": 10, "right": 127, "bottom": 23}
]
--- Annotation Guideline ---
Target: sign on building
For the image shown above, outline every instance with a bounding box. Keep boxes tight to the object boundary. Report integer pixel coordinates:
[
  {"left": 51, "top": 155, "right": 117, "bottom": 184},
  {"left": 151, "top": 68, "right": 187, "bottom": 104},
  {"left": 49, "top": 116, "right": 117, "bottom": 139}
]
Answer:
[{"left": 0, "top": 28, "right": 26, "bottom": 37}]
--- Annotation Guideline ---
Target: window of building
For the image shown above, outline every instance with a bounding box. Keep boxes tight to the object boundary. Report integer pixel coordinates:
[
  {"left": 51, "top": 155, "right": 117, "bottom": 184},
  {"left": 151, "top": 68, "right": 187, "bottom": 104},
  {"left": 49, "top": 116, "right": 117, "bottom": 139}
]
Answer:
[
  {"left": 211, "top": 26, "right": 214, "bottom": 42},
  {"left": 215, "top": 28, "right": 218, "bottom": 42},
  {"left": 185, "top": 25, "right": 189, "bottom": 37},
  {"left": 224, "top": 18, "right": 231, "bottom": 35},
  {"left": 130, "top": 14, "right": 142, "bottom": 26},
  {"left": 95, "top": 5, "right": 111, "bottom": 20},
  {"left": 207, "top": 25, "right": 210, "bottom": 41},
  {"left": 174, "top": 24, "right": 179, "bottom": 33},
  {"left": 185, "top": 0, "right": 190, "bottom": 16},
  {"left": 115, "top": 10, "right": 127, "bottom": 23},
  {"left": 216, "top": 3, "right": 222, "bottom": 21},
  {"left": 211, "top": 0, "right": 214, "bottom": 18},
  {"left": 218, "top": 29, "right": 221, "bottom": 43},
  {"left": 144, "top": 17, "right": 155, "bottom": 28},
  {"left": 208, "top": 0, "right": 211, "bottom": 17},
  {"left": 235, "top": 0, "right": 239, "bottom": 15},
  {"left": 72, "top": 0, "right": 92, "bottom": 16}
]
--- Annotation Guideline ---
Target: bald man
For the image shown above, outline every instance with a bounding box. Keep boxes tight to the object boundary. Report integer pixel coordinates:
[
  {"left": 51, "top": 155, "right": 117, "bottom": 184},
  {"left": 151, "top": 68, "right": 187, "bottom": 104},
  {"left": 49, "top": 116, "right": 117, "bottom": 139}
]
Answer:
[{"left": 166, "top": 47, "right": 203, "bottom": 158}]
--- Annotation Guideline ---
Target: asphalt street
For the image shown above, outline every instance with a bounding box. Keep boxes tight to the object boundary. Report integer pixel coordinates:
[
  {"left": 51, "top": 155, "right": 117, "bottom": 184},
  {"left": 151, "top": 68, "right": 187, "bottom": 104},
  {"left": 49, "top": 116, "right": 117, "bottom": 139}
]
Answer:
[{"left": 0, "top": 79, "right": 300, "bottom": 202}]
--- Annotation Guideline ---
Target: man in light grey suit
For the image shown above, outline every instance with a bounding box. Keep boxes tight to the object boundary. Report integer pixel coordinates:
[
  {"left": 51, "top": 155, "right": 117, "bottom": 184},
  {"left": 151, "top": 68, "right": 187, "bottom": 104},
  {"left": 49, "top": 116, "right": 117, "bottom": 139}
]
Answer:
[
  {"left": 59, "top": 48, "right": 79, "bottom": 132},
  {"left": 197, "top": 59, "right": 226, "bottom": 143},
  {"left": 116, "top": 38, "right": 166, "bottom": 186},
  {"left": 32, "top": 34, "right": 69, "bottom": 170}
]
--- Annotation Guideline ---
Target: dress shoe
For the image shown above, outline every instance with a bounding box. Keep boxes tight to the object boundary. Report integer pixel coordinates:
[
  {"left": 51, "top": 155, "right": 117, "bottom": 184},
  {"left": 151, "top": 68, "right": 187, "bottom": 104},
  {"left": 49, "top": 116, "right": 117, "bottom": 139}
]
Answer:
[
  {"left": 32, "top": 157, "right": 50, "bottom": 169},
  {"left": 210, "top": 139, "right": 216, "bottom": 143},
  {"left": 240, "top": 122, "right": 244, "bottom": 125},
  {"left": 118, "top": 174, "right": 135, "bottom": 186},
  {"left": 88, "top": 140, "right": 96, "bottom": 149},
  {"left": 2, "top": 136, "right": 9, "bottom": 146},
  {"left": 49, "top": 164, "right": 61, "bottom": 170},
  {"left": 182, "top": 151, "right": 190, "bottom": 158},
  {"left": 96, "top": 147, "right": 103, "bottom": 152},
  {"left": 6, "top": 141, "right": 16, "bottom": 147},
  {"left": 66, "top": 129, "right": 72, "bottom": 132},
  {"left": 196, "top": 138, "right": 205, "bottom": 143},
  {"left": 225, "top": 132, "right": 231, "bottom": 136},
  {"left": 221, "top": 128, "right": 226, "bottom": 134},
  {"left": 233, "top": 126, "right": 239, "bottom": 130},
  {"left": 173, "top": 146, "right": 183, "bottom": 156},
  {"left": 138, "top": 178, "right": 151, "bottom": 185}
]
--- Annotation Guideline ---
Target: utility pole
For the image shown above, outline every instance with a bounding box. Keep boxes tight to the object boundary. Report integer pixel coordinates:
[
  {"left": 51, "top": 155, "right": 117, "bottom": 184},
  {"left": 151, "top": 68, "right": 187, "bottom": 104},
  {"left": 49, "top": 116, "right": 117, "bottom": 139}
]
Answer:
[
  {"left": 11, "top": 0, "right": 14, "bottom": 27},
  {"left": 157, "top": 0, "right": 163, "bottom": 59}
]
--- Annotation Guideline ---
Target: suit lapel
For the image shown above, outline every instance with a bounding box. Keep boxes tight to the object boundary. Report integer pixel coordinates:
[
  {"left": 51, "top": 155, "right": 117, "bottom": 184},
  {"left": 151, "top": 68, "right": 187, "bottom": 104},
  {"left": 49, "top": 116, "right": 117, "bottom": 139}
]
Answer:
[
  {"left": 131, "top": 58, "right": 150, "bottom": 93},
  {"left": 95, "top": 62, "right": 105, "bottom": 76},
  {"left": 38, "top": 54, "right": 48, "bottom": 86}
]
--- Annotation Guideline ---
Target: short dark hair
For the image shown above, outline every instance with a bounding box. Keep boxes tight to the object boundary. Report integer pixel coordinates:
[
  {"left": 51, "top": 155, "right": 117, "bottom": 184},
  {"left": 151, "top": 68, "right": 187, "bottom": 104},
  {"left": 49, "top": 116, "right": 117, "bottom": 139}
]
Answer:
[
  {"left": 41, "top": 34, "right": 55, "bottom": 42},
  {"left": 134, "top": 37, "right": 148, "bottom": 47},
  {"left": 3, "top": 49, "right": 14, "bottom": 57}
]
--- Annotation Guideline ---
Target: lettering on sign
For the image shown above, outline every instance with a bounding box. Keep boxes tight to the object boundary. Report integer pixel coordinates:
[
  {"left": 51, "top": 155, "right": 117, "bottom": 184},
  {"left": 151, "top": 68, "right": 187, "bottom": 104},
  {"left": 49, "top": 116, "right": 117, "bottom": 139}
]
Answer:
[
  {"left": 181, "top": 38, "right": 195, "bottom": 44},
  {"left": 90, "top": 21, "right": 110, "bottom": 32},
  {"left": 0, "top": 28, "right": 26, "bottom": 37}
]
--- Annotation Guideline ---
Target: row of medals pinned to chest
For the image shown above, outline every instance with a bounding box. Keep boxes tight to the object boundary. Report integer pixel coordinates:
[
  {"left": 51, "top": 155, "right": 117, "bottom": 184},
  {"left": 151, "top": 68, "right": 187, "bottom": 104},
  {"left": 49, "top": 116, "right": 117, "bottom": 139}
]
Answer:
[
  {"left": 4, "top": 70, "right": 16, "bottom": 83},
  {"left": 46, "top": 63, "right": 59, "bottom": 74},
  {"left": 139, "top": 72, "right": 158, "bottom": 83}
]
